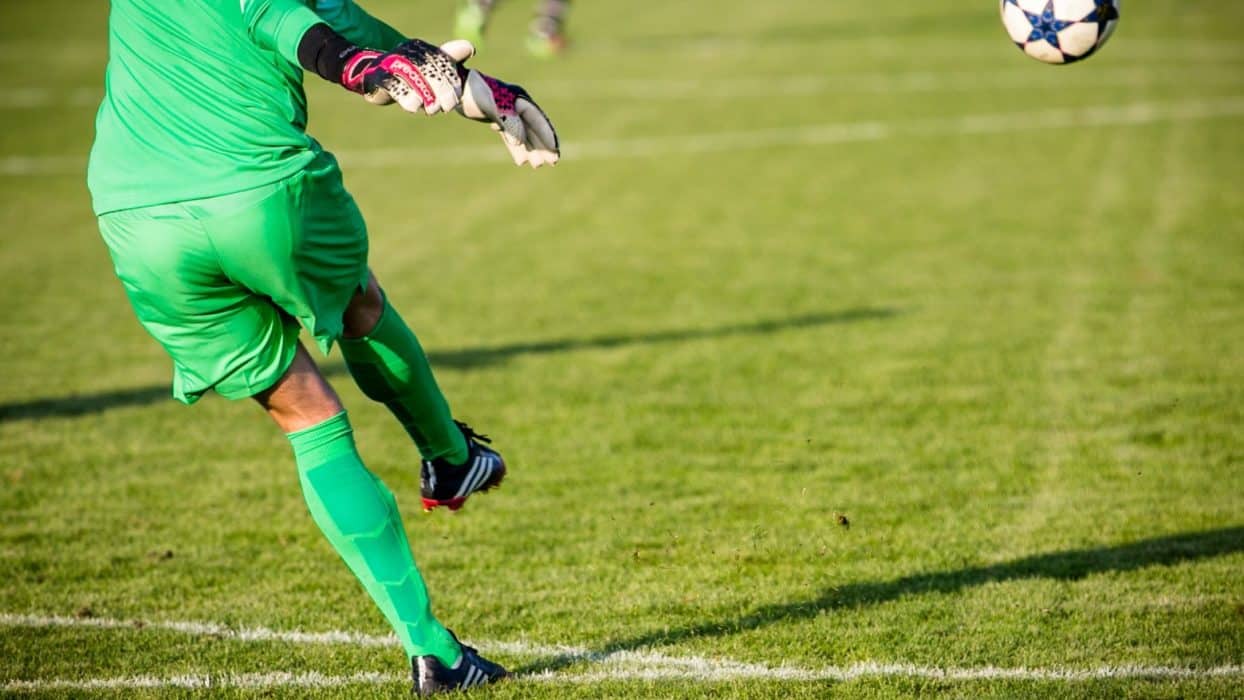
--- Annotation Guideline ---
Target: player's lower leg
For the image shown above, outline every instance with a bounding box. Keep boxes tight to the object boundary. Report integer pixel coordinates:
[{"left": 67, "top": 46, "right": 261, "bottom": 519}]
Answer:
[
  {"left": 341, "top": 278, "right": 506, "bottom": 511},
  {"left": 340, "top": 279, "right": 467, "bottom": 464},
  {"left": 527, "top": 0, "right": 570, "bottom": 57},
  {"left": 455, "top": 0, "right": 497, "bottom": 47},
  {"left": 290, "top": 412, "right": 465, "bottom": 666},
  {"left": 256, "top": 345, "right": 464, "bottom": 668}
]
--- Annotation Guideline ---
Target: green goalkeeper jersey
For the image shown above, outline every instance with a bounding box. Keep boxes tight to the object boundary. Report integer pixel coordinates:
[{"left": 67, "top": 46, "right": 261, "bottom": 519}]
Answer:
[{"left": 87, "top": 0, "right": 405, "bottom": 216}]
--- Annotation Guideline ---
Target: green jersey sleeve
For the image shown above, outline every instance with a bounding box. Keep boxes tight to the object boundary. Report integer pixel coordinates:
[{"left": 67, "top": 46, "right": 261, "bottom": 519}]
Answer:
[
  {"left": 242, "top": 0, "right": 324, "bottom": 64},
  {"left": 242, "top": 0, "right": 406, "bottom": 67},
  {"left": 313, "top": 0, "right": 406, "bottom": 51}
]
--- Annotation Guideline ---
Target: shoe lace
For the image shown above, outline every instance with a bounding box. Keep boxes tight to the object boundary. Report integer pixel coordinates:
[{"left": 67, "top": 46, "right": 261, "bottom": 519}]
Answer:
[
  {"left": 443, "top": 629, "right": 482, "bottom": 668},
  {"left": 454, "top": 420, "right": 491, "bottom": 444}
]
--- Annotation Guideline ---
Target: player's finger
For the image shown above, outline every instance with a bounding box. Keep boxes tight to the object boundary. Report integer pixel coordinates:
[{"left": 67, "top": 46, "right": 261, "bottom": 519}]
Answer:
[
  {"left": 529, "top": 146, "right": 558, "bottom": 168},
  {"left": 517, "top": 100, "right": 558, "bottom": 154},
  {"left": 500, "top": 132, "right": 528, "bottom": 166},
  {"left": 439, "top": 39, "right": 476, "bottom": 64},
  {"left": 519, "top": 123, "right": 558, "bottom": 167},
  {"left": 384, "top": 77, "right": 426, "bottom": 114},
  {"left": 364, "top": 88, "right": 395, "bottom": 106},
  {"left": 521, "top": 114, "right": 554, "bottom": 155},
  {"left": 497, "top": 114, "right": 527, "bottom": 151},
  {"left": 531, "top": 148, "right": 559, "bottom": 168},
  {"left": 522, "top": 131, "right": 554, "bottom": 166},
  {"left": 425, "top": 79, "right": 460, "bottom": 115}
]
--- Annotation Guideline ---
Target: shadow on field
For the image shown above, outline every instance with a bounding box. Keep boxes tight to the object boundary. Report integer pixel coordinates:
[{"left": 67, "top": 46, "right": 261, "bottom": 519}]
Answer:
[
  {"left": 428, "top": 307, "right": 898, "bottom": 370},
  {"left": 0, "top": 307, "right": 897, "bottom": 422},
  {"left": 514, "top": 526, "right": 1244, "bottom": 674}
]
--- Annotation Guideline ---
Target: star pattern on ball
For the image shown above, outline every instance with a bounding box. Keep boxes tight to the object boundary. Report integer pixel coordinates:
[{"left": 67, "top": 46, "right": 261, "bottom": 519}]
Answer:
[
  {"left": 1000, "top": 0, "right": 1119, "bottom": 64},
  {"left": 1021, "top": 0, "right": 1073, "bottom": 49}
]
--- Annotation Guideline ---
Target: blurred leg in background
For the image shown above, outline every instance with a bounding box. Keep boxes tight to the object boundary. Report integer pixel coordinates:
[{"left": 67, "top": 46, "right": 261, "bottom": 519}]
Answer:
[
  {"left": 526, "top": 0, "right": 571, "bottom": 57},
  {"left": 454, "top": 0, "right": 571, "bottom": 57},
  {"left": 453, "top": 0, "right": 496, "bottom": 45}
]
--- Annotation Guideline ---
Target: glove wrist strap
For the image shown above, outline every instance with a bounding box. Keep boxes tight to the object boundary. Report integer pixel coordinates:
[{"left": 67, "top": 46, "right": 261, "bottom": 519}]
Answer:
[{"left": 297, "top": 22, "right": 373, "bottom": 90}]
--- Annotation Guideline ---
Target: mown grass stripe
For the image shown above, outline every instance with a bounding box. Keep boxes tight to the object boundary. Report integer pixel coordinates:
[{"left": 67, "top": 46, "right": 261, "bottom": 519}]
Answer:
[
  {"left": 2, "top": 67, "right": 1240, "bottom": 109},
  {"left": 0, "top": 612, "right": 400, "bottom": 649},
  {"left": 3, "top": 98, "right": 1242, "bottom": 176},
  {"left": 2, "top": 672, "right": 405, "bottom": 692}
]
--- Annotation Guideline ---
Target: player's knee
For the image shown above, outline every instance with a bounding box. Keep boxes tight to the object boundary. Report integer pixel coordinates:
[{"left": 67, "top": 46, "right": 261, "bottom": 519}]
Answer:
[{"left": 343, "top": 276, "right": 384, "bottom": 338}]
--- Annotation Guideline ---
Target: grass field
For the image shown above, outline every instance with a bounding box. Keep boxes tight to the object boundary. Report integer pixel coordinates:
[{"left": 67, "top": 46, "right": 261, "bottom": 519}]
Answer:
[{"left": 2, "top": 0, "right": 1243, "bottom": 697}]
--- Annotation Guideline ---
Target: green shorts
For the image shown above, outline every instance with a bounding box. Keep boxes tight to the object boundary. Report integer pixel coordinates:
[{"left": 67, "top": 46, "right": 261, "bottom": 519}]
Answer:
[{"left": 98, "top": 151, "right": 368, "bottom": 404}]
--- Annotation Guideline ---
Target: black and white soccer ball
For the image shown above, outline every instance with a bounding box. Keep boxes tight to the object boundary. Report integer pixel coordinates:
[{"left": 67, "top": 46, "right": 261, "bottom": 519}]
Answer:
[{"left": 1001, "top": 0, "right": 1120, "bottom": 65}]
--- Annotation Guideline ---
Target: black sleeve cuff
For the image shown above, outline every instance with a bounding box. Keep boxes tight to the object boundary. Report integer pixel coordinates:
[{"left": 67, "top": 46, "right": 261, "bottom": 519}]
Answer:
[{"left": 297, "top": 22, "right": 360, "bottom": 85}]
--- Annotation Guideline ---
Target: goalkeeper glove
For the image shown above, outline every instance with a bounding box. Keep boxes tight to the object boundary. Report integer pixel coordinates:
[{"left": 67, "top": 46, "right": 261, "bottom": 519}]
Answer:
[
  {"left": 440, "top": 40, "right": 561, "bottom": 168},
  {"left": 299, "top": 25, "right": 467, "bottom": 114},
  {"left": 339, "top": 39, "right": 467, "bottom": 115}
]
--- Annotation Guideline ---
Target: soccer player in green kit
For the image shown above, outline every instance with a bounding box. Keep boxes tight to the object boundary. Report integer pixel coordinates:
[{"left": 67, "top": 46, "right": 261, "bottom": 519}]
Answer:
[{"left": 88, "top": 0, "right": 558, "bottom": 694}]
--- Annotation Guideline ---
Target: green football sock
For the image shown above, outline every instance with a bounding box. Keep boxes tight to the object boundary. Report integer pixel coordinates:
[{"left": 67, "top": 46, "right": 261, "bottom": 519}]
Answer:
[
  {"left": 288, "top": 412, "right": 462, "bottom": 667},
  {"left": 339, "top": 300, "right": 468, "bottom": 464}
]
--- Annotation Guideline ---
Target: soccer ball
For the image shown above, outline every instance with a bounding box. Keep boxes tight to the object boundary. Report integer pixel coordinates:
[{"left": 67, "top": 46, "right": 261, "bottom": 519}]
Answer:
[{"left": 1001, "top": 0, "right": 1121, "bottom": 65}]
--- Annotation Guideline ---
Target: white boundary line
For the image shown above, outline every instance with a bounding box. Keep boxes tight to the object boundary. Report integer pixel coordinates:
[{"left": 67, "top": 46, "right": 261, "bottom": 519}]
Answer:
[
  {"left": 7, "top": 665, "right": 1244, "bottom": 693},
  {"left": 2, "top": 611, "right": 1241, "bottom": 691},
  {"left": 535, "top": 663, "right": 1244, "bottom": 682},
  {"left": 3, "top": 97, "right": 1242, "bottom": 177}
]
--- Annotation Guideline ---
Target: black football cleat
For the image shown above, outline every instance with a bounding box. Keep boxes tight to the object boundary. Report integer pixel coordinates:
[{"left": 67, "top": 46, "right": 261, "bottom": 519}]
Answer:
[
  {"left": 421, "top": 421, "right": 506, "bottom": 512},
  {"left": 412, "top": 633, "right": 508, "bottom": 695}
]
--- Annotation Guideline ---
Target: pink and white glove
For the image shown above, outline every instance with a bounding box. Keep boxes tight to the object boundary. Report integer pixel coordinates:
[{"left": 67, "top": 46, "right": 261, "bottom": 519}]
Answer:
[
  {"left": 440, "top": 40, "right": 561, "bottom": 168},
  {"left": 341, "top": 39, "right": 467, "bottom": 115}
]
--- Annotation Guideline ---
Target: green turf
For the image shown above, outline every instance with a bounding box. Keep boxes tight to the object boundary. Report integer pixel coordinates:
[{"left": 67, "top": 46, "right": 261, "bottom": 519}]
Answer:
[{"left": 1, "top": 0, "right": 1242, "bottom": 697}]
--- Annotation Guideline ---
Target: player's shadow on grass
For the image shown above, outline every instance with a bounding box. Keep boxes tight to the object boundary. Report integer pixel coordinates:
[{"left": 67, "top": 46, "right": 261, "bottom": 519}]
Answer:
[
  {"left": 514, "top": 526, "right": 1244, "bottom": 675},
  {"left": 0, "top": 307, "right": 897, "bottom": 422},
  {"left": 427, "top": 307, "right": 897, "bottom": 370}
]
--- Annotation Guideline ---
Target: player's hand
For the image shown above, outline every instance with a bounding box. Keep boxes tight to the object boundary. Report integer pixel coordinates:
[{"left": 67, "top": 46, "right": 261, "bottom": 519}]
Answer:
[
  {"left": 439, "top": 40, "right": 560, "bottom": 168},
  {"left": 341, "top": 39, "right": 468, "bottom": 115}
]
